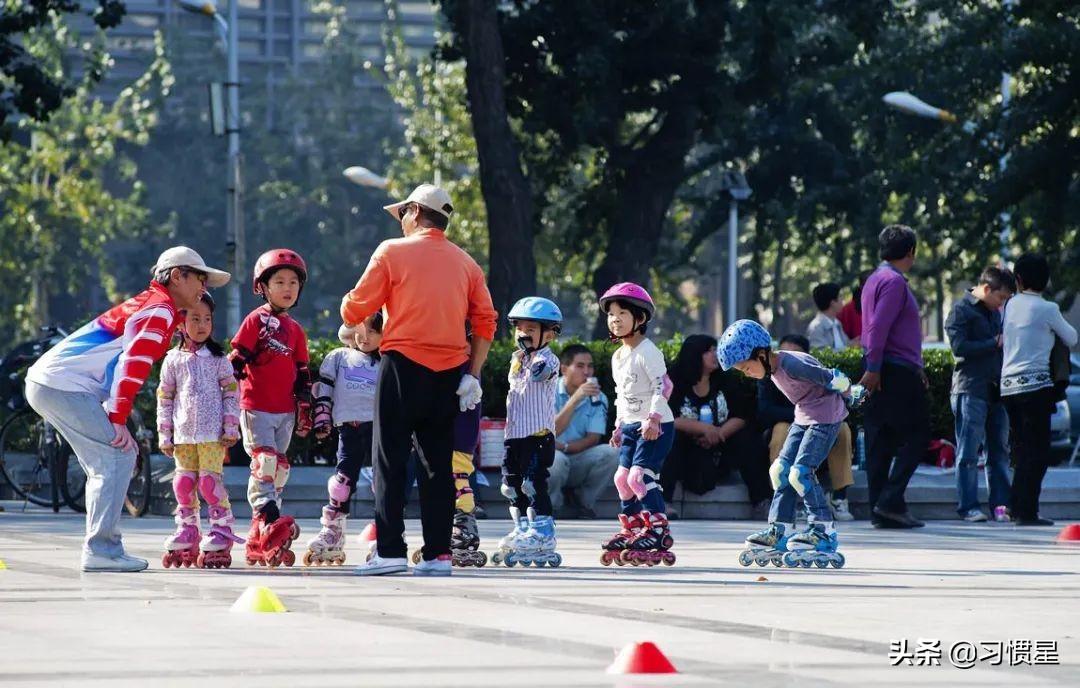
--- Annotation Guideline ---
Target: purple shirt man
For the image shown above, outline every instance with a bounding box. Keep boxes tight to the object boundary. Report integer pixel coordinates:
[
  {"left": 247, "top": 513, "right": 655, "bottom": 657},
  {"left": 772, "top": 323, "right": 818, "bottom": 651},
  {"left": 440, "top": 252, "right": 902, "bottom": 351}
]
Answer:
[{"left": 861, "top": 263, "right": 923, "bottom": 372}]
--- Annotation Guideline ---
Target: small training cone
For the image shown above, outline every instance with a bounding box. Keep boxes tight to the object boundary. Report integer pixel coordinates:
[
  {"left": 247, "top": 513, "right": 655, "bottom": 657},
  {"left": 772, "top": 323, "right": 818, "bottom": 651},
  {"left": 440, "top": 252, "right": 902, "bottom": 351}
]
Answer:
[
  {"left": 358, "top": 522, "right": 377, "bottom": 543},
  {"left": 606, "top": 641, "right": 678, "bottom": 674},
  {"left": 1055, "top": 524, "right": 1080, "bottom": 543},
  {"left": 230, "top": 586, "right": 287, "bottom": 613},
  {"left": 0, "top": 559, "right": 7, "bottom": 570}
]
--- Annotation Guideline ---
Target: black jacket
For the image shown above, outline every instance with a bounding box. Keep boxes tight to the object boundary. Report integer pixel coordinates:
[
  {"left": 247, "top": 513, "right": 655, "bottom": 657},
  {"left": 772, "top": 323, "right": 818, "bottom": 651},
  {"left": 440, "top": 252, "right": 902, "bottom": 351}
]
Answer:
[{"left": 945, "top": 291, "right": 1003, "bottom": 399}]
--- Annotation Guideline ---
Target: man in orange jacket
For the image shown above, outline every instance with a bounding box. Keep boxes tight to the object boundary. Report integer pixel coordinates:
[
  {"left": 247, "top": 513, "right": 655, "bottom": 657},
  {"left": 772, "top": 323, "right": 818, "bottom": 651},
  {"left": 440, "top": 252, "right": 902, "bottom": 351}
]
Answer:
[{"left": 342, "top": 183, "right": 497, "bottom": 576}]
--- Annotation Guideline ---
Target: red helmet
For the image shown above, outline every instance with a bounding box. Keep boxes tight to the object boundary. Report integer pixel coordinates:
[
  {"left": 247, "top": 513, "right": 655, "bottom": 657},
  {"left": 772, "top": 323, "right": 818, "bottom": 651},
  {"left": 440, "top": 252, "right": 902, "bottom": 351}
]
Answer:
[{"left": 252, "top": 249, "right": 307, "bottom": 295}]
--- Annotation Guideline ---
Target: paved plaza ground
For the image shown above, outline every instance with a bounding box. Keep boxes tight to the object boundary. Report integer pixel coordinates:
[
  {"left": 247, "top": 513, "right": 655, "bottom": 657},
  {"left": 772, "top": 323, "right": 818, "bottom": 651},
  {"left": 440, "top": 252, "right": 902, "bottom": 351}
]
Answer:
[{"left": 0, "top": 507, "right": 1077, "bottom": 687}]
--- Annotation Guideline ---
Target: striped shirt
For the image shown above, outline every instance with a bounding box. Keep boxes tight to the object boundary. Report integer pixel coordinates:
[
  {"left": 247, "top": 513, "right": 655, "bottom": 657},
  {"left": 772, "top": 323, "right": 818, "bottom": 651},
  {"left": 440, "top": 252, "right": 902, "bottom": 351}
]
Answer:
[
  {"left": 504, "top": 347, "right": 559, "bottom": 439},
  {"left": 27, "top": 281, "right": 179, "bottom": 425}
]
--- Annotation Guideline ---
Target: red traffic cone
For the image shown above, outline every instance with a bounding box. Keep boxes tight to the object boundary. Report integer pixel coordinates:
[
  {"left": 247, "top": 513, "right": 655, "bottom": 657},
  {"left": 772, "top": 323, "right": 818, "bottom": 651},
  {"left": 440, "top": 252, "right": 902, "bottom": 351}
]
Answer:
[
  {"left": 1055, "top": 524, "right": 1080, "bottom": 543},
  {"left": 606, "top": 641, "right": 678, "bottom": 674},
  {"left": 358, "top": 522, "right": 377, "bottom": 543}
]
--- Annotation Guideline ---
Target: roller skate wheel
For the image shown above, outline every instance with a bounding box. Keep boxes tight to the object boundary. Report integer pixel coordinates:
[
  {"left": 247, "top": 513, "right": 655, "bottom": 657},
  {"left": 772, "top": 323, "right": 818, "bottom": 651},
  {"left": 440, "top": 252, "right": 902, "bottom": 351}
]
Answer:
[
  {"left": 290, "top": 523, "right": 301, "bottom": 539},
  {"left": 550, "top": 553, "right": 562, "bottom": 568},
  {"left": 737, "top": 550, "right": 753, "bottom": 567},
  {"left": 618, "top": 549, "right": 633, "bottom": 564},
  {"left": 754, "top": 555, "right": 769, "bottom": 567},
  {"left": 782, "top": 552, "right": 799, "bottom": 568},
  {"left": 282, "top": 549, "right": 296, "bottom": 567},
  {"left": 504, "top": 554, "right": 516, "bottom": 567},
  {"left": 246, "top": 557, "right": 257, "bottom": 567},
  {"left": 411, "top": 550, "right": 423, "bottom": 565},
  {"left": 491, "top": 552, "right": 502, "bottom": 565},
  {"left": 161, "top": 553, "right": 172, "bottom": 568},
  {"left": 770, "top": 554, "right": 784, "bottom": 567},
  {"left": 800, "top": 558, "right": 812, "bottom": 568},
  {"left": 302, "top": 551, "right": 314, "bottom": 566},
  {"left": 662, "top": 551, "right": 676, "bottom": 566},
  {"left": 831, "top": 553, "right": 845, "bottom": 569},
  {"left": 476, "top": 551, "right": 487, "bottom": 567},
  {"left": 815, "top": 558, "right": 829, "bottom": 569}
]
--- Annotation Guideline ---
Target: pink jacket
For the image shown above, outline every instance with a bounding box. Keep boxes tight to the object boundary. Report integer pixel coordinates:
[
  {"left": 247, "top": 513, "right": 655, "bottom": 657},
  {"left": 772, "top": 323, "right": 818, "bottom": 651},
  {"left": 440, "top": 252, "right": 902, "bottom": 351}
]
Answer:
[{"left": 157, "top": 345, "right": 240, "bottom": 446}]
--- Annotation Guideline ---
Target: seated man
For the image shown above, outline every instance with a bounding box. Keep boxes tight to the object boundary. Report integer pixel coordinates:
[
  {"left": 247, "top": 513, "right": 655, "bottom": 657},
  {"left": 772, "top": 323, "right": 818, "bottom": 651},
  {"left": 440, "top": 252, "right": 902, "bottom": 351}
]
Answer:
[
  {"left": 547, "top": 344, "right": 619, "bottom": 518},
  {"left": 807, "top": 282, "right": 851, "bottom": 351},
  {"left": 758, "top": 334, "right": 855, "bottom": 520}
]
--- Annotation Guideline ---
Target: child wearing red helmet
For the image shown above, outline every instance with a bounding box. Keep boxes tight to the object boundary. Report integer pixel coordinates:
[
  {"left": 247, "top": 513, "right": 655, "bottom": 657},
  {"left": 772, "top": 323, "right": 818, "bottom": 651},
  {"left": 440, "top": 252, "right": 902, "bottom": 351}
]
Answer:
[
  {"left": 229, "top": 248, "right": 312, "bottom": 567},
  {"left": 598, "top": 282, "right": 677, "bottom": 567}
]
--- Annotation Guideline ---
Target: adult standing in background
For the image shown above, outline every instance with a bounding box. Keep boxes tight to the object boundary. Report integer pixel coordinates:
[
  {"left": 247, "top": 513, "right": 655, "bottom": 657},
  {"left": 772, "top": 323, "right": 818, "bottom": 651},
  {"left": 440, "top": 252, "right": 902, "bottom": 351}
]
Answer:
[{"left": 858, "top": 225, "right": 928, "bottom": 529}]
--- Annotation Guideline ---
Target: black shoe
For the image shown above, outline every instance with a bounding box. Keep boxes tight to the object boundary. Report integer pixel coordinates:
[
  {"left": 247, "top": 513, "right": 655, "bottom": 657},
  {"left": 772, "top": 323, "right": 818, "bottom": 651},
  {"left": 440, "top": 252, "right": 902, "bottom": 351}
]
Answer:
[
  {"left": 1015, "top": 516, "right": 1055, "bottom": 526},
  {"left": 872, "top": 506, "right": 924, "bottom": 528},
  {"left": 871, "top": 518, "right": 906, "bottom": 529}
]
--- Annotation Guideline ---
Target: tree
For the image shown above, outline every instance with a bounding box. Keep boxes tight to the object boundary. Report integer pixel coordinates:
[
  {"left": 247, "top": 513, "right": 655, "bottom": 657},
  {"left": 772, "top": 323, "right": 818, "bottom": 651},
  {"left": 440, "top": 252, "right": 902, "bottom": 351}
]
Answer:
[
  {"left": 0, "top": 17, "right": 172, "bottom": 342},
  {"left": 0, "top": 0, "right": 127, "bottom": 136}
]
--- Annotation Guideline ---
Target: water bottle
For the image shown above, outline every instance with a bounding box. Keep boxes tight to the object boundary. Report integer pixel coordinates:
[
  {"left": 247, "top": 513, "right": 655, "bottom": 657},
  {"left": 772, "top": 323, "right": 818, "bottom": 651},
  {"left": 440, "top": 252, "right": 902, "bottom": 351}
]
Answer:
[
  {"left": 699, "top": 404, "right": 714, "bottom": 426},
  {"left": 587, "top": 376, "right": 602, "bottom": 406},
  {"left": 855, "top": 427, "right": 866, "bottom": 469}
]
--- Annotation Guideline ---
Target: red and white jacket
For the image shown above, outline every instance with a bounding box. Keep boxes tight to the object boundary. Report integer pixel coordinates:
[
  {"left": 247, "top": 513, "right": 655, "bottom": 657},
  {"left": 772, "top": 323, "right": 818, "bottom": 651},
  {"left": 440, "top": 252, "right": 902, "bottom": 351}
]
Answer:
[{"left": 27, "top": 282, "right": 179, "bottom": 425}]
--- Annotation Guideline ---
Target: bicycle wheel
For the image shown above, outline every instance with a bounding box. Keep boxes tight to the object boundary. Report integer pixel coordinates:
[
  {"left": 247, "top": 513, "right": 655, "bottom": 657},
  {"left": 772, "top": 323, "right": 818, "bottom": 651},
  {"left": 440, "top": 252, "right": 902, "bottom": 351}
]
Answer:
[
  {"left": 0, "top": 409, "right": 55, "bottom": 507},
  {"left": 58, "top": 445, "right": 87, "bottom": 513},
  {"left": 123, "top": 428, "right": 153, "bottom": 517}
]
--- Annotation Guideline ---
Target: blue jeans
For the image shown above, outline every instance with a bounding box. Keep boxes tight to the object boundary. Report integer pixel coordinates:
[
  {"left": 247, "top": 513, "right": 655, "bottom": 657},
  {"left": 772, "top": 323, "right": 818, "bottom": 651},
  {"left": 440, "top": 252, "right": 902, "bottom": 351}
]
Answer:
[
  {"left": 768, "top": 422, "right": 840, "bottom": 525},
  {"left": 951, "top": 393, "right": 1010, "bottom": 514},
  {"left": 618, "top": 421, "right": 675, "bottom": 515}
]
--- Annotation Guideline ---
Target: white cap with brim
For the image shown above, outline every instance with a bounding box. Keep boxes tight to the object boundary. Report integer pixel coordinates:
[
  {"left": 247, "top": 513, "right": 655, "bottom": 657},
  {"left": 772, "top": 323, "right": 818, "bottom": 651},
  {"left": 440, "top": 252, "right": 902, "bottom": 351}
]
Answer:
[
  {"left": 153, "top": 246, "right": 231, "bottom": 288},
  {"left": 338, "top": 323, "right": 357, "bottom": 346},
  {"left": 383, "top": 183, "right": 454, "bottom": 222}
]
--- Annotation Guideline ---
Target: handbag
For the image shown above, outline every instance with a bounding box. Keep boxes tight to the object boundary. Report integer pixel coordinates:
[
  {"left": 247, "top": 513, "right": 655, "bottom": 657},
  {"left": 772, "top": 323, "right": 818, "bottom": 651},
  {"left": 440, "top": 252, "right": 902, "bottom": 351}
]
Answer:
[{"left": 1050, "top": 335, "right": 1070, "bottom": 402}]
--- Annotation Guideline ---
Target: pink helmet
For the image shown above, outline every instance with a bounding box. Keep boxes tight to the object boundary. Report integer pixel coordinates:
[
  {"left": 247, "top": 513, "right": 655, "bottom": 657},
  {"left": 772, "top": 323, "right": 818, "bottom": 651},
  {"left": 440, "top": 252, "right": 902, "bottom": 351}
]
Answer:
[{"left": 599, "top": 282, "right": 655, "bottom": 320}]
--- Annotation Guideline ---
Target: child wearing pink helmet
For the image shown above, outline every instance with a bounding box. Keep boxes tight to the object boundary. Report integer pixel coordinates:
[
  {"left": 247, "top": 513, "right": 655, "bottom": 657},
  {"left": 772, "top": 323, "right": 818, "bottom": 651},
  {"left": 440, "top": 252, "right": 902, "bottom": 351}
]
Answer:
[{"left": 598, "top": 283, "right": 677, "bottom": 566}]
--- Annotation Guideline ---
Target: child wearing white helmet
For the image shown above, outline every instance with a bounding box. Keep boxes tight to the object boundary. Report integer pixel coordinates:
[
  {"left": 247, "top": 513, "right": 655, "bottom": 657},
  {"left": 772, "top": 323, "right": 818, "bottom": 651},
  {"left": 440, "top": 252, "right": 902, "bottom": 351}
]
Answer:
[
  {"left": 598, "top": 282, "right": 677, "bottom": 567},
  {"left": 303, "top": 312, "right": 384, "bottom": 566},
  {"left": 493, "top": 296, "right": 565, "bottom": 568},
  {"left": 718, "top": 319, "right": 853, "bottom": 569}
]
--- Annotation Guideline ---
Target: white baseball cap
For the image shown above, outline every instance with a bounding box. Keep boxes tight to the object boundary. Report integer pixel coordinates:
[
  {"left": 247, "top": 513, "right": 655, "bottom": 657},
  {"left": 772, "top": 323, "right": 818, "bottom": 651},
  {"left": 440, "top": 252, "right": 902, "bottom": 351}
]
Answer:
[
  {"left": 383, "top": 183, "right": 454, "bottom": 222},
  {"left": 153, "top": 246, "right": 231, "bottom": 288}
]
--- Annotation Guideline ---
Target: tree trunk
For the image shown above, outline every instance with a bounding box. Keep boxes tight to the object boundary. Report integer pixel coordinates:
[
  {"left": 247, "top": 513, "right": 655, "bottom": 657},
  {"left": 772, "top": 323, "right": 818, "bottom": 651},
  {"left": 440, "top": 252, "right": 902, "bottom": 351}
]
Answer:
[
  {"left": 770, "top": 222, "right": 786, "bottom": 328},
  {"left": 589, "top": 106, "right": 699, "bottom": 338},
  {"left": 455, "top": 0, "right": 536, "bottom": 327}
]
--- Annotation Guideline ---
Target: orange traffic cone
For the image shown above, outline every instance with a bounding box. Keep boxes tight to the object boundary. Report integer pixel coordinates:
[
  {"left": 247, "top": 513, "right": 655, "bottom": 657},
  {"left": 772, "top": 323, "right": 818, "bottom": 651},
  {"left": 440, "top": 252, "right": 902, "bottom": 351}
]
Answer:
[
  {"left": 606, "top": 641, "right": 678, "bottom": 674},
  {"left": 1055, "top": 524, "right": 1080, "bottom": 543}
]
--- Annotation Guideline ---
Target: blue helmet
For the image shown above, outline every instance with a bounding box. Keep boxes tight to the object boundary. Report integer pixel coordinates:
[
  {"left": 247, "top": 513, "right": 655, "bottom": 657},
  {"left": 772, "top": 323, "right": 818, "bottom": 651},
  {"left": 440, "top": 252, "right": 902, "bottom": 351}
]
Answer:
[
  {"left": 717, "top": 319, "right": 772, "bottom": 371},
  {"left": 508, "top": 297, "right": 563, "bottom": 330}
]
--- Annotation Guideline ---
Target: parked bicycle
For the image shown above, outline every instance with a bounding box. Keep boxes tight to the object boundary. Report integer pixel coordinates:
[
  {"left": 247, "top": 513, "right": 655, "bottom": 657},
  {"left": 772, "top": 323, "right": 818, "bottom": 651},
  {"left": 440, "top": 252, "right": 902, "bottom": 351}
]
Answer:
[{"left": 0, "top": 326, "right": 153, "bottom": 515}]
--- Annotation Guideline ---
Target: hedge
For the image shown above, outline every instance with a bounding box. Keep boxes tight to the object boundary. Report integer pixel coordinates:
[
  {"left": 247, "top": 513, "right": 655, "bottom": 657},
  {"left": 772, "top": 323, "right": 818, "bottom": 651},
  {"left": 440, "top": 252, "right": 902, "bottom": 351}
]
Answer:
[{"left": 139, "top": 337, "right": 957, "bottom": 464}]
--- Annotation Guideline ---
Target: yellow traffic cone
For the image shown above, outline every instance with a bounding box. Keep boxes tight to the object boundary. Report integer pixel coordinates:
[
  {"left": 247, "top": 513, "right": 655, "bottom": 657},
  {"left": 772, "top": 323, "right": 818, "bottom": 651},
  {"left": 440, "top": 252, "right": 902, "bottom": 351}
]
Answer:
[
  {"left": 0, "top": 559, "right": 7, "bottom": 570},
  {"left": 230, "top": 586, "right": 287, "bottom": 613}
]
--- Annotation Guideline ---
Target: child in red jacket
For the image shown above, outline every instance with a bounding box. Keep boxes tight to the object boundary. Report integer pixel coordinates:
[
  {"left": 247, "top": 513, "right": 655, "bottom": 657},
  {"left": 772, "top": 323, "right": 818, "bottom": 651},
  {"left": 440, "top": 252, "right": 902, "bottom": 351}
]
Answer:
[{"left": 230, "top": 248, "right": 312, "bottom": 567}]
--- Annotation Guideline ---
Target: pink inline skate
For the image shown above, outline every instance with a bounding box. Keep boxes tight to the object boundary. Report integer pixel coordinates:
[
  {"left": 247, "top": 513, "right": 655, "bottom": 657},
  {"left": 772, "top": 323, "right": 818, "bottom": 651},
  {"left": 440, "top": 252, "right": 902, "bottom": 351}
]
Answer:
[
  {"left": 620, "top": 511, "right": 676, "bottom": 567},
  {"left": 245, "top": 511, "right": 300, "bottom": 568},
  {"left": 162, "top": 507, "right": 200, "bottom": 568},
  {"left": 197, "top": 506, "right": 244, "bottom": 569},
  {"left": 600, "top": 513, "right": 645, "bottom": 566}
]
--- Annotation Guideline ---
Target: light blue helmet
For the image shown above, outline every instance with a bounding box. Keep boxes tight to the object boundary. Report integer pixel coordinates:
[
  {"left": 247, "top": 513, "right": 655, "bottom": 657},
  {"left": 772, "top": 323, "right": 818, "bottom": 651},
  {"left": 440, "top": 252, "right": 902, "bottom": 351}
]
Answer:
[
  {"left": 717, "top": 319, "right": 772, "bottom": 371},
  {"left": 508, "top": 297, "right": 563, "bottom": 331}
]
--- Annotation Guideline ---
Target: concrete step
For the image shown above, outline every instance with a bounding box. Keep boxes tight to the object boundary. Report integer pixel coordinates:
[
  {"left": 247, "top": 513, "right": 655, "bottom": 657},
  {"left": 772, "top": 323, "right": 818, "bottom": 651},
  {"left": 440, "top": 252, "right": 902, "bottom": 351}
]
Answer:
[{"left": 148, "top": 455, "right": 1080, "bottom": 520}]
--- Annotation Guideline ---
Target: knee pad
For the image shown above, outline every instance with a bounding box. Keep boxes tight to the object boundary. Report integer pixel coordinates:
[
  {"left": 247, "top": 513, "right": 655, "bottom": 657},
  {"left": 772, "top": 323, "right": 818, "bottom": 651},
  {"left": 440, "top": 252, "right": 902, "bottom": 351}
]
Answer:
[
  {"left": 273, "top": 453, "right": 291, "bottom": 491},
  {"left": 769, "top": 459, "right": 792, "bottom": 491},
  {"left": 613, "top": 466, "right": 633, "bottom": 500},
  {"left": 197, "top": 471, "right": 228, "bottom": 506},
  {"left": 328, "top": 471, "right": 352, "bottom": 505},
  {"left": 172, "top": 469, "right": 197, "bottom": 507},
  {"left": 454, "top": 473, "right": 475, "bottom": 512},
  {"left": 789, "top": 463, "right": 816, "bottom": 497},
  {"left": 627, "top": 466, "right": 648, "bottom": 500},
  {"left": 250, "top": 447, "right": 278, "bottom": 483}
]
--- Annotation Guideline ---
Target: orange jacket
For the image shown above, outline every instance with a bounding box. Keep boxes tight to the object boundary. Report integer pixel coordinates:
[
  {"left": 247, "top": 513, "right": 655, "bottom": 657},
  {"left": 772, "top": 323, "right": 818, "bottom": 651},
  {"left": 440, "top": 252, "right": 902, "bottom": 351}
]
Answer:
[{"left": 341, "top": 229, "right": 498, "bottom": 372}]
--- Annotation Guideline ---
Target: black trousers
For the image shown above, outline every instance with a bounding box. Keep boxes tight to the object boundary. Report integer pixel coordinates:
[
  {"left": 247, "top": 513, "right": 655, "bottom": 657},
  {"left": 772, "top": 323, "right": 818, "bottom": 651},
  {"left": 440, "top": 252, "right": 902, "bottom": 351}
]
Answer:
[
  {"left": 1004, "top": 387, "right": 1054, "bottom": 520},
  {"left": 373, "top": 351, "right": 460, "bottom": 560},
  {"left": 332, "top": 421, "right": 373, "bottom": 514},
  {"left": 502, "top": 434, "right": 555, "bottom": 515},
  {"left": 862, "top": 362, "right": 929, "bottom": 515}
]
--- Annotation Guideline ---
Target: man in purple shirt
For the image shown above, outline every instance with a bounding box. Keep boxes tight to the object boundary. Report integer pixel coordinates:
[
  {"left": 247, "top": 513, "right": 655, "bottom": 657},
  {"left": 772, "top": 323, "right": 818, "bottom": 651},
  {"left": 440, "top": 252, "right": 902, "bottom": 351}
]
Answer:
[{"left": 858, "top": 225, "right": 929, "bottom": 529}]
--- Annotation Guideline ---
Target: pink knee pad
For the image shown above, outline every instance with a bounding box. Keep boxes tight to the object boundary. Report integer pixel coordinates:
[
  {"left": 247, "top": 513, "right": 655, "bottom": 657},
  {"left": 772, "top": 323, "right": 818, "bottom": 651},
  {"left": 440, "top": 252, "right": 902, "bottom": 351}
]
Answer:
[
  {"left": 197, "top": 471, "right": 228, "bottom": 506},
  {"left": 627, "top": 466, "right": 648, "bottom": 500},
  {"left": 173, "top": 469, "right": 197, "bottom": 507},
  {"left": 613, "top": 467, "right": 634, "bottom": 500},
  {"left": 250, "top": 447, "right": 278, "bottom": 483},
  {"left": 328, "top": 472, "right": 352, "bottom": 505}
]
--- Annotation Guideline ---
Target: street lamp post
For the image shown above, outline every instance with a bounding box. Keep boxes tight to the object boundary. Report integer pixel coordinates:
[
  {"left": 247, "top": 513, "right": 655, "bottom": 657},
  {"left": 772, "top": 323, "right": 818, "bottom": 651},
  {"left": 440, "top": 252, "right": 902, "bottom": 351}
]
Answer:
[
  {"left": 719, "top": 171, "right": 752, "bottom": 328},
  {"left": 179, "top": 0, "right": 243, "bottom": 334}
]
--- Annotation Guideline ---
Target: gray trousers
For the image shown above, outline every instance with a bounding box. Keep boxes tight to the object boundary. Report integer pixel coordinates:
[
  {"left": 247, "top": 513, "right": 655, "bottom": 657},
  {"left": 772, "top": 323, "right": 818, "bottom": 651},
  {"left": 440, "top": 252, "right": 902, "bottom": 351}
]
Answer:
[
  {"left": 240, "top": 410, "right": 295, "bottom": 511},
  {"left": 548, "top": 444, "right": 619, "bottom": 511},
  {"left": 25, "top": 380, "right": 136, "bottom": 560}
]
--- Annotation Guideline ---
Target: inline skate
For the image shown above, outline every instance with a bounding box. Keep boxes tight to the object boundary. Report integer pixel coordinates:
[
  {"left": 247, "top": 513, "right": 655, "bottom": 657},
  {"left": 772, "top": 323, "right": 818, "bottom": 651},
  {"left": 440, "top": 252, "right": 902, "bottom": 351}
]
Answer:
[
  {"left": 197, "top": 506, "right": 243, "bottom": 569},
  {"left": 783, "top": 525, "right": 845, "bottom": 569},
  {"left": 451, "top": 509, "right": 487, "bottom": 567},
  {"left": 504, "top": 508, "right": 561, "bottom": 567},
  {"left": 620, "top": 511, "right": 675, "bottom": 566},
  {"left": 600, "top": 513, "right": 645, "bottom": 566},
  {"left": 304, "top": 506, "right": 347, "bottom": 566},
  {"left": 490, "top": 505, "right": 529, "bottom": 566},
  {"left": 739, "top": 522, "right": 790, "bottom": 567},
  {"left": 162, "top": 507, "right": 200, "bottom": 568},
  {"left": 245, "top": 510, "right": 300, "bottom": 568}
]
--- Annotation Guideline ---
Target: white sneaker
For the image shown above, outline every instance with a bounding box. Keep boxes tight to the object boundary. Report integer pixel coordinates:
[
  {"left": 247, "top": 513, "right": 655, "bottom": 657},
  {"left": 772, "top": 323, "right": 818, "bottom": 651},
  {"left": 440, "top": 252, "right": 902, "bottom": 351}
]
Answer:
[
  {"left": 81, "top": 552, "right": 148, "bottom": 572},
  {"left": 413, "top": 554, "right": 452, "bottom": 577},
  {"left": 829, "top": 497, "right": 854, "bottom": 521},
  {"left": 962, "top": 509, "right": 989, "bottom": 523},
  {"left": 354, "top": 553, "right": 408, "bottom": 576}
]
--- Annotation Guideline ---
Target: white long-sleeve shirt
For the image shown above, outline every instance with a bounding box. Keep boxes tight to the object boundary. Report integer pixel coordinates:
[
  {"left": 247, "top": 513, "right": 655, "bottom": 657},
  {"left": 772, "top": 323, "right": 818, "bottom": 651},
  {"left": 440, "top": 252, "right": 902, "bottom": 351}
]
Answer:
[
  {"left": 1001, "top": 291, "right": 1078, "bottom": 397},
  {"left": 312, "top": 348, "right": 379, "bottom": 425},
  {"left": 612, "top": 338, "right": 675, "bottom": 425}
]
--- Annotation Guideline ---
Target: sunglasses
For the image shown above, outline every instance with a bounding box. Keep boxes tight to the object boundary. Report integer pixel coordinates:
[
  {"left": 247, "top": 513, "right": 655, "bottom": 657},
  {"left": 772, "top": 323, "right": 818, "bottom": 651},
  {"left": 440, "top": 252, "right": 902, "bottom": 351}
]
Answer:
[{"left": 398, "top": 203, "right": 415, "bottom": 220}]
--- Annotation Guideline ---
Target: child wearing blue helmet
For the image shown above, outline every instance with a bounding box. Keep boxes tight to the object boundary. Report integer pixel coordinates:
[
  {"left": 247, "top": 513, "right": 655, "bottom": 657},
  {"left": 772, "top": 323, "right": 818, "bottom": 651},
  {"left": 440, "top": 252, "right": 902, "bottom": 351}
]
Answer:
[
  {"left": 492, "top": 296, "right": 564, "bottom": 567},
  {"left": 718, "top": 319, "right": 853, "bottom": 569}
]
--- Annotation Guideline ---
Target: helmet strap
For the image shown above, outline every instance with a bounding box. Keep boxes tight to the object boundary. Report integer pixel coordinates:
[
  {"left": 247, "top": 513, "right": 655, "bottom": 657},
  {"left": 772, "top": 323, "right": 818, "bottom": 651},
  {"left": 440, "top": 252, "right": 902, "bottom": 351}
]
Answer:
[{"left": 756, "top": 349, "right": 773, "bottom": 378}]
